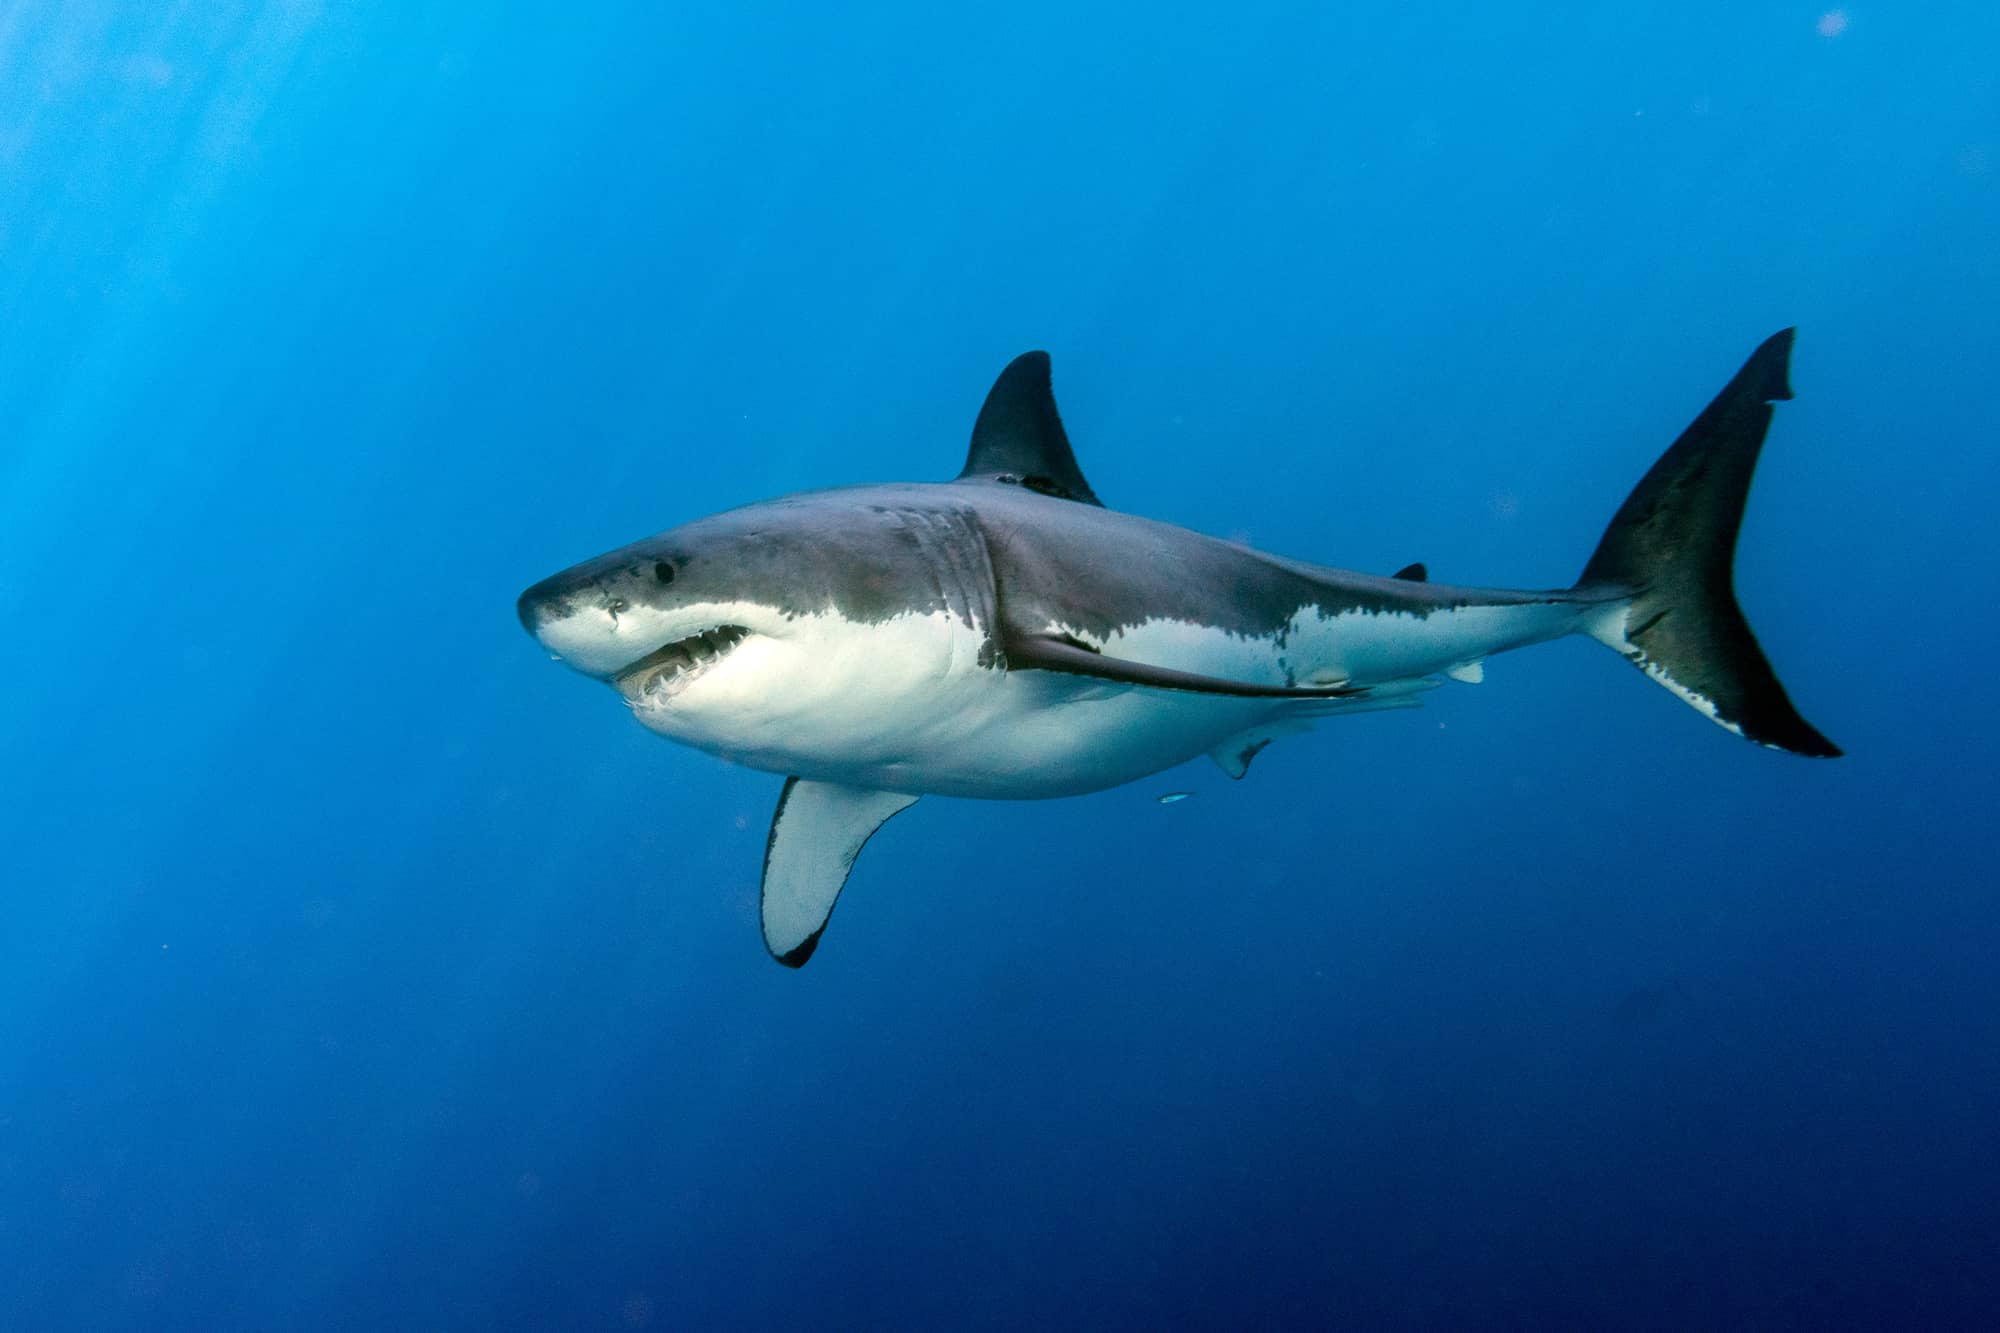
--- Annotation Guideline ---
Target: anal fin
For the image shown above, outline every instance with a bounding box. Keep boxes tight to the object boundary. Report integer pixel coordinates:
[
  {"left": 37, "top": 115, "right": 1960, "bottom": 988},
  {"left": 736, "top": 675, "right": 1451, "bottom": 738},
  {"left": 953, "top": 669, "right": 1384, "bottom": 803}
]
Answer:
[{"left": 761, "top": 779, "right": 918, "bottom": 967}]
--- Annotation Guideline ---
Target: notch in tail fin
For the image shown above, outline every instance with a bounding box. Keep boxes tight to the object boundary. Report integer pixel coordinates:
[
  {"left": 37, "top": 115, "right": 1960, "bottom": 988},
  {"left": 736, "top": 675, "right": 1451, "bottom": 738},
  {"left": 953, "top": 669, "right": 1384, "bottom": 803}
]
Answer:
[{"left": 1578, "top": 329, "right": 1841, "bottom": 757}]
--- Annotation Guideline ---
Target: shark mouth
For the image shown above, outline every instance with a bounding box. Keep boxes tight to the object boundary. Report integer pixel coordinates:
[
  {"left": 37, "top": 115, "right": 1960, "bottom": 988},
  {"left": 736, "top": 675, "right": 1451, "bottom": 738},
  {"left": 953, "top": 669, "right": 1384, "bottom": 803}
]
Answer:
[{"left": 614, "top": 625, "right": 750, "bottom": 704}]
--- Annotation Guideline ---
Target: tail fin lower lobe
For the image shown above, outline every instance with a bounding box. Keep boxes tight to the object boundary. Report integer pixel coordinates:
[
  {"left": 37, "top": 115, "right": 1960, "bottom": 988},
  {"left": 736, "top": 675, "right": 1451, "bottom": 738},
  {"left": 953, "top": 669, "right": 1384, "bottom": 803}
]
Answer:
[{"left": 1579, "top": 329, "right": 1840, "bottom": 757}]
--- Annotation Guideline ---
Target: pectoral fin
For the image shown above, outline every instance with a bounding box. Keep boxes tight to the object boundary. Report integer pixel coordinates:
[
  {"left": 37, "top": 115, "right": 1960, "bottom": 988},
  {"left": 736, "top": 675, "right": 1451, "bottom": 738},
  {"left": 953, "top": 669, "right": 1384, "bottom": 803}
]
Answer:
[
  {"left": 761, "top": 779, "right": 919, "bottom": 968},
  {"left": 1007, "top": 633, "right": 1361, "bottom": 699}
]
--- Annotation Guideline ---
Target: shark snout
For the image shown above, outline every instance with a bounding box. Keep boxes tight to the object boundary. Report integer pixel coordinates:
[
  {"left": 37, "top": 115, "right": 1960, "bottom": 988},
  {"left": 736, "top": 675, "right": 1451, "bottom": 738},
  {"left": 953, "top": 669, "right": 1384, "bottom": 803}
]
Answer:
[
  {"left": 515, "top": 574, "right": 616, "bottom": 675},
  {"left": 515, "top": 577, "right": 571, "bottom": 637},
  {"left": 516, "top": 569, "right": 672, "bottom": 680}
]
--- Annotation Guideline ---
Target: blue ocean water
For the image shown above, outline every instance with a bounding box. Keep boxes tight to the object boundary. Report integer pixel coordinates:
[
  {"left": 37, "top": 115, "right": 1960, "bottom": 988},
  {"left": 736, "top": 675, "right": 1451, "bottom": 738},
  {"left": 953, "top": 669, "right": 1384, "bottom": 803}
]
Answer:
[{"left": 4, "top": 4, "right": 1997, "bottom": 1328}]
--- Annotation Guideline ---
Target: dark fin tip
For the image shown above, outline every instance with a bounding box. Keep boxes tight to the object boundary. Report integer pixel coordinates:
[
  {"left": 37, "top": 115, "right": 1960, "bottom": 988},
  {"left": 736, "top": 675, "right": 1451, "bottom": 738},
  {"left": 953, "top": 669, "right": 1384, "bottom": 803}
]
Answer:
[
  {"left": 1760, "top": 716, "right": 1842, "bottom": 759},
  {"left": 1236, "top": 738, "right": 1273, "bottom": 776},
  {"left": 1746, "top": 327, "right": 1797, "bottom": 402},
  {"left": 775, "top": 928, "right": 823, "bottom": 968},
  {"left": 1392, "top": 562, "right": 1428, "bottom": 582}
]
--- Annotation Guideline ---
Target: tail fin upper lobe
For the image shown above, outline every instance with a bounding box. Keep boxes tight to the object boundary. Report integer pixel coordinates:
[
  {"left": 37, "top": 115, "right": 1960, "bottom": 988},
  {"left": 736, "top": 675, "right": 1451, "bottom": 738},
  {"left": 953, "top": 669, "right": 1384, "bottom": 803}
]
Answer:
[{"left": 1579, "top": 329, "right": 1841, "bottom": 758}]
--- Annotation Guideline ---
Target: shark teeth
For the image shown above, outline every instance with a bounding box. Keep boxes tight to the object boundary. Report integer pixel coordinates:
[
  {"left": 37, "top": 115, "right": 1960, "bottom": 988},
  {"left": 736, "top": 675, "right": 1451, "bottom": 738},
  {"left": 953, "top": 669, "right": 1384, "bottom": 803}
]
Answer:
[{"left": 617, "top": 625, "right": 750, "bottom": 706}]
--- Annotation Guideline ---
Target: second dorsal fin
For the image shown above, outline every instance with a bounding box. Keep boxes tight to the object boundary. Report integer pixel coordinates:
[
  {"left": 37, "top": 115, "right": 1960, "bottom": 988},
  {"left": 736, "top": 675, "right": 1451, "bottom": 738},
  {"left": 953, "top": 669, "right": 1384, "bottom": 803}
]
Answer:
[
  {"left": 1393, "top": 562, "right": 1428, "bottom": 582},
  {"left": 956, "top": 352, "right": 1103, "bottom": 506}
]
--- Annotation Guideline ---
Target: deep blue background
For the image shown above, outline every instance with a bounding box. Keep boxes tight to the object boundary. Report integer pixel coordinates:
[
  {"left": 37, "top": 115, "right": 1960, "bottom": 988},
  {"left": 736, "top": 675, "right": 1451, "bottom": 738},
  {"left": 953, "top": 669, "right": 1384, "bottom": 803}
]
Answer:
[{"left": 4, "top": 4, "right": 1996, "bottom": 1329}]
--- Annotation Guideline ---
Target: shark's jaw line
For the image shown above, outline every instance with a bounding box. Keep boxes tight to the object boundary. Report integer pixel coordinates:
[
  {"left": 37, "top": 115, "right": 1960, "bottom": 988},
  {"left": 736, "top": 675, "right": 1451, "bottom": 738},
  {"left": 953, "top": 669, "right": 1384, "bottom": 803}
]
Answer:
[{"left": 614, "top": 624, "right": 750, "bottom": 706}]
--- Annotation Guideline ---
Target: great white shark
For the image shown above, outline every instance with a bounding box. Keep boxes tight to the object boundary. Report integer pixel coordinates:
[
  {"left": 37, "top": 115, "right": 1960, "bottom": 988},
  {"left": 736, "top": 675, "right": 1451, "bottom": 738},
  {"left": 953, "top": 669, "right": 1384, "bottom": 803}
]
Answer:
[{"left": 518, "top": 331, "right": 1838, "bottom": 966}]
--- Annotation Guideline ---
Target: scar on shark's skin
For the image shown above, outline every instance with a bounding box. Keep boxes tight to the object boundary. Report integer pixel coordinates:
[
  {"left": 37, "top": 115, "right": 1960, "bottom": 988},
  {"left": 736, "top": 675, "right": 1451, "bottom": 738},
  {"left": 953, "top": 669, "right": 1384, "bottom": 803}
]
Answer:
[{"left": 518, "top": 331, "right": 1840, "bottom": 966}]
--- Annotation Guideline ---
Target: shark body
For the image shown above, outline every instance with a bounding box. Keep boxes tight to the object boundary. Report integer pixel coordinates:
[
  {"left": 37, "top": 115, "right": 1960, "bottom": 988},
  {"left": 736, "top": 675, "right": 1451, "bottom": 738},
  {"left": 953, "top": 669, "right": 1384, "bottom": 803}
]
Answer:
[{"left": 518, "top": 332, "right": 1838, "bottom": 965}]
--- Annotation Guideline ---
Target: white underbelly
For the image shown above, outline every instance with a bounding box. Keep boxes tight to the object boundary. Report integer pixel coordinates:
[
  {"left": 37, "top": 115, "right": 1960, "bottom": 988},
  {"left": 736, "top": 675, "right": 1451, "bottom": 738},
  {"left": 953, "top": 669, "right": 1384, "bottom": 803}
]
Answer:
[
  {"left": 896, "top": 600, "right": 1590, "bottom": 798},
  {"left": 635, "top": 600, "right": 1588, "bottom": 799},
  {"left": 859, "top": 674, "right": 1271, "bottom": 798},
  {"left": 663, "top": 660, "right": 1258, "bottom": 798}
]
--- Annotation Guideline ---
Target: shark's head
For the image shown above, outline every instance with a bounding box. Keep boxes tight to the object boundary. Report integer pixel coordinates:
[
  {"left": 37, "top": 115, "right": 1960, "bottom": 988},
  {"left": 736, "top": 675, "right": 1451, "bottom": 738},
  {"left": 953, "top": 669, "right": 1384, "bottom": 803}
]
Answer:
[
  {"left": 516, "top": 507, "right": 801, "bottom": 711},
  {"left": 516, "top": 493, "right": 993, "bottom": 764}
]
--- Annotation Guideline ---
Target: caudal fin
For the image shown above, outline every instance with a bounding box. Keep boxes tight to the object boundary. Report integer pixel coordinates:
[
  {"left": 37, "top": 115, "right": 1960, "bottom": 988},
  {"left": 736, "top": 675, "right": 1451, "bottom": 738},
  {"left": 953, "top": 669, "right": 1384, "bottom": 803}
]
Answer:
[{"left": 1578, "top": 329, "right": 1841, "bottom": 758}]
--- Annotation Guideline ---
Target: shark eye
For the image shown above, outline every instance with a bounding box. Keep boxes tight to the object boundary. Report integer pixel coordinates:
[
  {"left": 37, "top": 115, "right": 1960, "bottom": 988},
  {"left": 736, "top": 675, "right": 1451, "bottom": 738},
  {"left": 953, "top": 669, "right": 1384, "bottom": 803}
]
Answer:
[{"left": 653, "top": 561, "right": 676, "bottom": 585}]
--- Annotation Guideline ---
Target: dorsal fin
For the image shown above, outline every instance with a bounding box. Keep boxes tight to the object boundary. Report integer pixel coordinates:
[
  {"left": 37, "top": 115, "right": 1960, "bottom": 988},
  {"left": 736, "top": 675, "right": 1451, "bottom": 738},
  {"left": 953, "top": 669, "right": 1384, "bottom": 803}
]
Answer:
[
  {"left": 956, "top": 351, "right": 1103, "bottom": 506},
  {"left": 1393, "top": 562, "right": 1428, "bottom": 582}
]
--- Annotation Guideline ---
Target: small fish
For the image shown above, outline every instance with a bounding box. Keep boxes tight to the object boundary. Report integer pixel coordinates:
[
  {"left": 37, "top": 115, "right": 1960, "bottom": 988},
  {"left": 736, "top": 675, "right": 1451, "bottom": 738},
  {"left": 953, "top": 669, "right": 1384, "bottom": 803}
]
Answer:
[{"left": 1156, "top": 791, "right": 1193, "bottom": 805}]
